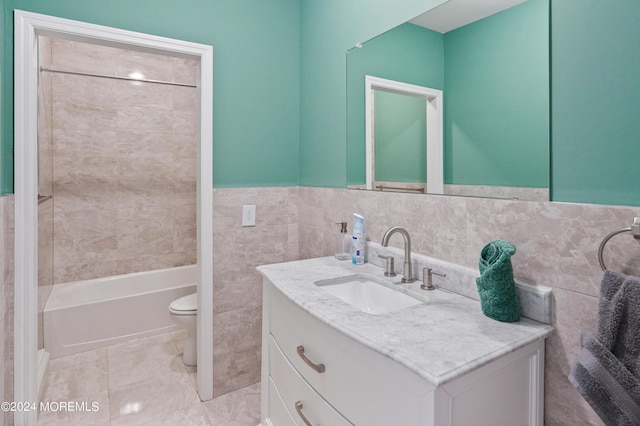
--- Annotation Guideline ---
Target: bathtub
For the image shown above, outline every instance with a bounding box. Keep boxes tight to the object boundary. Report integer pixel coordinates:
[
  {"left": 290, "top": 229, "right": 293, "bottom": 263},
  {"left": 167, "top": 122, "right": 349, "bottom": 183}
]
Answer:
[{"left": 44, "top": 265, "right": 197, "bottom": 359}]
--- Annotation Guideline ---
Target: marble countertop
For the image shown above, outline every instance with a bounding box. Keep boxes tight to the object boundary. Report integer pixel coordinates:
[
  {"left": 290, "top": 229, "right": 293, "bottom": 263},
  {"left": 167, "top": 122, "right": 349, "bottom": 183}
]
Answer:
[{"left": 257, "top": 257, "right": 553, "bottom": 387}]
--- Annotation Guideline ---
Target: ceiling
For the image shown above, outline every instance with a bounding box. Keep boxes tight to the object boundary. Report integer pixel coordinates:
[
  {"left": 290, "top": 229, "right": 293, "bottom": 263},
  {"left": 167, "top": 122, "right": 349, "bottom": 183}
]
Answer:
[{"left": 409, "top": 0, "right": 528, "bottom": 33}]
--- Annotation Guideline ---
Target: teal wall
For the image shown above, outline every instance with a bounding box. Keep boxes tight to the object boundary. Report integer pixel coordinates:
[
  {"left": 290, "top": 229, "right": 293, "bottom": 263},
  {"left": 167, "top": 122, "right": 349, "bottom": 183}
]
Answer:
[
  {"left": 299, "top": 0, "right": 447, "bottom": 188},
  {"left": 314, "top": 0, "right": 640, "bottom": 206},
  {"left": 346, "top": 23, "right": 444, "bottom": 185},
  {"left": 374, "top": 91, "right": 427, "bottom": 183},
  {"left": 551, "top": 0, "right": 640, "bottom": 205},
  {"left": 3, "top": 1, "right": 639, "bottom": 206},
  {"left": 1, "top": 2, "right": 9, "bottom": 195},
  {"left": 0, "top": 0, "right": 300, "bottom": 193},
  {"left": 444, "top": 0, "right": 548, "bottom": 188},
  {"left": 346, "top": 1, "right": 548, "bottom": 189}
]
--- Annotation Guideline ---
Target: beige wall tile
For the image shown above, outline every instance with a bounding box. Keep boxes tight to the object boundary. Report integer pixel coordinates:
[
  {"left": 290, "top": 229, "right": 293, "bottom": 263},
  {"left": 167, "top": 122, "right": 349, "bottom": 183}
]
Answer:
[
  {"left": 116, "top": 49, "right": 173, "bottom": 82},
  {"left": 52, "top": 128, "right": 118, "bottom": 158},
  {"left": 172, "top": 58, "right": 198, "bottom": 86},
  {"left": 51, "top": 74, "right": 118, "bottom": 109},
  {"left": 53, "top": 183, "right": 117, "bottom": 213},
  {"left": 170, "top": 133, "right": 198, "bottom": 158},
  {"left": 0, "top": 196, "right": 11, "bottom": 425},
  {"left": 212, "top": 306, "right": 262, "bottom": 397},
  {"left": 52, "top": 99, "right": 118, "bottom": 132},
  {"left": 544, "top": 288, "right": 602, "bottom": 425},
  {"left": 172, "top": 85, "right": 198, "bottom": 110},
  {"left": 115, "top": 129, "right": 174, "bottom": 158},
  {"left": 116, "top": 106, "right": 173, "bottom": 132},
  {"left": 116, "top": 80, "right": 173, "bottom": 109},
  {"left": 45, "top": 40, "right": 198, "bottom": 283},
  {"left": 53, "top": 156, "right": 119, "bottom": 185},
  {"left": 51, "top": 39, "right": 118, "bottom": 74}
]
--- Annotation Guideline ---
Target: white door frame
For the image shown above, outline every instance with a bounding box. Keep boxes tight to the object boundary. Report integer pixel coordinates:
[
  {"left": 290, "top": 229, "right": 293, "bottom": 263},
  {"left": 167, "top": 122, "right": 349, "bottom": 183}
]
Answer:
[
  {"left": 14, "top": 11, "right": 213, "bottom": 424},
  {"left": 365, "top": 75, "right": 444, "bottom": 194}
]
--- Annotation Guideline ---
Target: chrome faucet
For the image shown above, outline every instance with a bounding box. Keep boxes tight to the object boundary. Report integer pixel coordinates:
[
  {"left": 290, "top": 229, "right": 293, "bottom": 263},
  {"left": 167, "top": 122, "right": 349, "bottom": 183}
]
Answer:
[{"left": 381, "top": 226, "right": 414, "bottom": 283}]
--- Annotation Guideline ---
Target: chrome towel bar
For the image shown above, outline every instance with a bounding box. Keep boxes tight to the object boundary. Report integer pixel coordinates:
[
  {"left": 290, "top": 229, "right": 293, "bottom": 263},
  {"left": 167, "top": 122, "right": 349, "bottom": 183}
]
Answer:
[
  {"left": 374, "top": 184, "right": 425, "bottom": 193},
  {"left": 40, "top": 66, "right": 197, "bottom": 88},
  {"left": 598, "top": 217, "right": 640, "bottom": 271}
]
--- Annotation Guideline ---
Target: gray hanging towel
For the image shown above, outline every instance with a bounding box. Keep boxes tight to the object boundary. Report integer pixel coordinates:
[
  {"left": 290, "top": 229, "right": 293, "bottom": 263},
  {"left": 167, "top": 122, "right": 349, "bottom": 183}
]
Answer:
[{"left": 569, "top": 270, "right": 640, "bottom": 425}]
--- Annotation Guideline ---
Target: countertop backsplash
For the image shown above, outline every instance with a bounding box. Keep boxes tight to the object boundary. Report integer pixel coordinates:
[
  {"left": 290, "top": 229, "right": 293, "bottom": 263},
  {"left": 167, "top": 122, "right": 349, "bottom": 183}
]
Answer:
[{"left": 367, "top": 242, "right": 552, "bottom": 325}]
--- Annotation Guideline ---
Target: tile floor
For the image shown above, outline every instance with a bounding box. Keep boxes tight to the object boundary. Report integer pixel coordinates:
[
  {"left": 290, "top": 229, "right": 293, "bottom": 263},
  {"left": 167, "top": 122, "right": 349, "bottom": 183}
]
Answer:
[{"left": 37, "top": 331, "right": 261, "bottom": 425}]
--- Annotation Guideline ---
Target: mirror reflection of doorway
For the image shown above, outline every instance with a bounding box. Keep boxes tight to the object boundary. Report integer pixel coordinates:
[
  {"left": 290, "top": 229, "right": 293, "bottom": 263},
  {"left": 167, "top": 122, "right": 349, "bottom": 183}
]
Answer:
[
  {"left": 373, "top": 90, "right": 427, "bottom": 193},
  {"left": 365, "top": 75, "right": 443, "bottom": 194}
]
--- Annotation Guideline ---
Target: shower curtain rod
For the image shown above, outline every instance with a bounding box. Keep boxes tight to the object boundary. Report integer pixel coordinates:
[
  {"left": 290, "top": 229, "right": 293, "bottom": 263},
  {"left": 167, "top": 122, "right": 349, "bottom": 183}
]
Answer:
[{"left": 39, "top": 66, "right": 198, "bottom": 88}]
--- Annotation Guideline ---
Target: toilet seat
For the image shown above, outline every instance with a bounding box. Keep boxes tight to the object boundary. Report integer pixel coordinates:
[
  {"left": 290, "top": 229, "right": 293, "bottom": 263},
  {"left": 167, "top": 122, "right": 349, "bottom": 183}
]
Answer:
[{"left": 169, "top": 293, "right": 197, "bottom": 316}]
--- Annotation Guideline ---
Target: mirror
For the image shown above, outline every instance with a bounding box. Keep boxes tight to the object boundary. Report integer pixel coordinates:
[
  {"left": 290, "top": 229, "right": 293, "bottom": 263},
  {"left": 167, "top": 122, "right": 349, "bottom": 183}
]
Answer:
[
  {"left": 347, "top": 0, "right": 549, "bottom": 201},
  {"left": 364, "top": 76, "right": 444, "bottom": 194}
]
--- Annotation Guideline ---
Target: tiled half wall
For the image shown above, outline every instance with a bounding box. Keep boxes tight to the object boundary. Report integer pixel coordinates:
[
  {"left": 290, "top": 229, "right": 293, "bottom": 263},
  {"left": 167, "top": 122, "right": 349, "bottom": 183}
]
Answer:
[
  {"left": 4, "top": 186, "right": 640, "bottom": 425},
  {"left": 211, "top": 187, "right": 298, "bottom": 397},
  {"left": 209, "top": 186, "right": 640, "bottom": 425},
  {"left": 1, "top": 196, "right": 14, "bottom": 426}
]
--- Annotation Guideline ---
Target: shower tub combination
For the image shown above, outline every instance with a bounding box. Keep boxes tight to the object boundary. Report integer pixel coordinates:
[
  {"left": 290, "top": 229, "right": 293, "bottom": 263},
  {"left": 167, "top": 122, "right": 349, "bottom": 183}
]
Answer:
[{"left": 43, "top": 265, "right": 197, "bottom": 358}]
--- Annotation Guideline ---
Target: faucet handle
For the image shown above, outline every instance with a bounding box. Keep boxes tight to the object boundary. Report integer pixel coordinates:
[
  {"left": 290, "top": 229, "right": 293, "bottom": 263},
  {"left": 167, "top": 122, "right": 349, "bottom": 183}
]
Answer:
[
  {"left": 421, "top": 267, "right": 446, "bottom": 291},
  {"left": 378, "top": 255, "right": 396, "bottom": 277}
]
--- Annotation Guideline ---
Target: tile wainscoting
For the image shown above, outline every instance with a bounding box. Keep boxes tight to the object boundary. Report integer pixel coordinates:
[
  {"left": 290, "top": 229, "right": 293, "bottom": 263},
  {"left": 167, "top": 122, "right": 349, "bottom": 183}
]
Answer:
[
  {"left": 4, "top": 187, "right": 639, "bottom": 425},
  {"left": 1, "top": 195, "right": 14, "bottom": 426},
  {"left": 211, "top": 187, "right": 298, "bottom": 397}
]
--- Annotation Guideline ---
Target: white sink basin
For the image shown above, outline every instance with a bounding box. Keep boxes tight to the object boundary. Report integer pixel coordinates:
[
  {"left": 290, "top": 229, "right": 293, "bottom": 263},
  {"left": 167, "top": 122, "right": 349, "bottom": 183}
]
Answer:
[{"left": 314, "top": 274, "right": 423, "bottom": 314}]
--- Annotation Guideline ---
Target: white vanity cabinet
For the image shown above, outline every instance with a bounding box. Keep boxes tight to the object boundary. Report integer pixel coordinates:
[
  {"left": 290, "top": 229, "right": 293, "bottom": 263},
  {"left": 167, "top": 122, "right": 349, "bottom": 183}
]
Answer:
[{"left": 261, "top": 278, "right": 546, "bottom": 426}]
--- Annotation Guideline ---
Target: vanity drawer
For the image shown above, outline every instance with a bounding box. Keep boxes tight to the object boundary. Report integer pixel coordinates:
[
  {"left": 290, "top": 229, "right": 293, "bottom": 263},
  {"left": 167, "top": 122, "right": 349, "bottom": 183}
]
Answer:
[
  {"left": 267, "top": 377, "right": 297, "bottom": 426},
  {"left": 268, "top": 283, "right": 434, "bottom": 426},
  {"left": 269, "top": 336, "right": 352, "bottom": 426}
]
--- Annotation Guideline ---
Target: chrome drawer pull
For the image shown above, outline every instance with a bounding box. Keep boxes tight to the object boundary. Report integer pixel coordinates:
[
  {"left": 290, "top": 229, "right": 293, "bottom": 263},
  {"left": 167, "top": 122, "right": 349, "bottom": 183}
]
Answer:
[
  {"left": 295, "top": 401, "right": 316, "bottom": 426},
  {"left": 296, "top": 345, "right": 326, "bottom": 373}
]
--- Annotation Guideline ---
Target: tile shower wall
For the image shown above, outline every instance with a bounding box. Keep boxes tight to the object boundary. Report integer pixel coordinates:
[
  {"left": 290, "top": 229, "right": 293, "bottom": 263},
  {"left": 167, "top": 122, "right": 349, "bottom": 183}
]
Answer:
[
  {"left": 298, "top": 187, "right": 640, "bottom": 426},
  {"left": 42, "top": 38, "right": 198, "bottom": 283}
]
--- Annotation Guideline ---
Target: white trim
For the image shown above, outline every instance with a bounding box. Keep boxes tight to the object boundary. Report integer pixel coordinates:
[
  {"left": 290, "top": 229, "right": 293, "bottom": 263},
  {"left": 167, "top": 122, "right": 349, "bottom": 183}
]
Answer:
[
  {"left": 529, "top": 344, "right": 545, "bottom": 426},
  {"left": 14, "top": 13, "right": 40, "bottom": 425},
  {"left": 14, "top": 12, "right": 214, "bottom": 424},
  {"left": 364, "top": 75, "right": 444, "bottom": 194},
  {"left": 197, "top": 44, "right": 214, "bottom": 401}
]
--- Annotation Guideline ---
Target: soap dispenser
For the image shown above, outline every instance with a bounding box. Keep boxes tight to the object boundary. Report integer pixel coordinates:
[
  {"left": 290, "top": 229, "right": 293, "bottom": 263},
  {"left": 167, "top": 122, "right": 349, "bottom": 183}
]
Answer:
[{"left": 334, "top": 222, "right": 351, "bottom": 261}]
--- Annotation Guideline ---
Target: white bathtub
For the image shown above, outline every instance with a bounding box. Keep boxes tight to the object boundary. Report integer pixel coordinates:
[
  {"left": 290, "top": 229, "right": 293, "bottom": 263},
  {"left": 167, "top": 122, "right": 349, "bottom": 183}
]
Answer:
[{"left": 44, "top": 265, "right": 197, "bottom": 359}]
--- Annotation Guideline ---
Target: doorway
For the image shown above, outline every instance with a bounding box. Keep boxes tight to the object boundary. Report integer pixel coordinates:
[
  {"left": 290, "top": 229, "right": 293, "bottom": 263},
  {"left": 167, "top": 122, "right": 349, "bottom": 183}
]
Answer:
[{"left": 14, "top": 10, "right": 213, "bottom": 424}]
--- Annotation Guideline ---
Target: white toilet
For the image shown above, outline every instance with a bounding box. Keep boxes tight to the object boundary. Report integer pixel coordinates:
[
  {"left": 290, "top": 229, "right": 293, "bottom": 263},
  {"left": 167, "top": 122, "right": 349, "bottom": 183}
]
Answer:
[{"left": 169, "top": 292, "right": 197, "bottom": 366}]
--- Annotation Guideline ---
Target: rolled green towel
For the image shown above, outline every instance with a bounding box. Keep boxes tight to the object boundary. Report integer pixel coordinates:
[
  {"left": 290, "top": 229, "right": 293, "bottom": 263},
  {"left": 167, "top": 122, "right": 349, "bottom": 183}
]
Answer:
[{"left": 476, "top": 240, "right": 521, "bottom": 322}]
